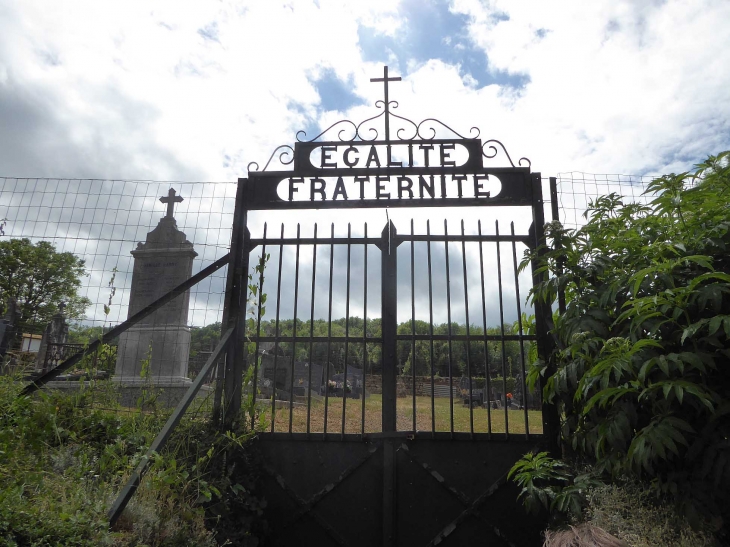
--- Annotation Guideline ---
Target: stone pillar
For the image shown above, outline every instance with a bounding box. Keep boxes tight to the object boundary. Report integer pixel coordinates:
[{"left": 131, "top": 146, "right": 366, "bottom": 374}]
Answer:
[
  {"left": 114, "top": 188, "right": 198, "bottom": 404},
  {"left": 0, "top": 298, "right": 18, "bottom": 360},
  {"left": 35, "top": 303, "right": 69, "bottom": 373}
]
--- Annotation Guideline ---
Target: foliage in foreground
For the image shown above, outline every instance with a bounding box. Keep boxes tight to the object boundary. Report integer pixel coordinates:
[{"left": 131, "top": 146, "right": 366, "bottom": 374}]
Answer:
[
  {"left": 511, "top": 151, "right": 730, "bottom": 534},
  {"left": 510, "top": 454, "right": 718, "bottom": 546},
  {"left": 0, "top": 375, "right": 265, "bottom": 546}
]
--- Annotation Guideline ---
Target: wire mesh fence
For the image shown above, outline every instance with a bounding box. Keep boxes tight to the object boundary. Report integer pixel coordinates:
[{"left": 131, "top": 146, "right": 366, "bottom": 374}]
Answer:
[
  {"left": 553, "top": 172, "right": 655, "bottom": 229},
  {"left": 0, "top": 172, "right": 665, "bottom": 524},
  {"left": 0, "top": 177, "right": 236, "bottom": 419},
  {"left": 0, "top": 172, "right": 661, "bottom": 424}
]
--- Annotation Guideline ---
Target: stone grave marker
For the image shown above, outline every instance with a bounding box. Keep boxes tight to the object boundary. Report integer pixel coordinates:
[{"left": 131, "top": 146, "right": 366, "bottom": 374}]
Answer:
[{"left": 113, "top": 188, "right": 198, "bottom": 405}]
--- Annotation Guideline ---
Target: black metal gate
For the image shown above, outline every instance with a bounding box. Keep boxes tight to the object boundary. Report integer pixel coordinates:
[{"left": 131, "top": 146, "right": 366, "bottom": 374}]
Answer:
[{"left": 216, "top": 66, "right": 557, "bottom": 546}]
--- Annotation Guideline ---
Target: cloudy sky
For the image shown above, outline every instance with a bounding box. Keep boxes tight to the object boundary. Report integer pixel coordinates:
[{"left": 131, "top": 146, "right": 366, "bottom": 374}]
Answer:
[
  {"left": 1, "top": 0, "right": 729, "bottom": 327},
  {"left": 2, "top": 0, "right": 729, "bottom": 181}
]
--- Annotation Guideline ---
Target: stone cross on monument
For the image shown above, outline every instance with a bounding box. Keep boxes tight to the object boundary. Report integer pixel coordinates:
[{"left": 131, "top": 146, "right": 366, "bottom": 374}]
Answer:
[
  {"left": 160, "top": 188, "right": 183, "bottom": 218},
  {"left": 114, "top": 187, "right": 198, "bottom": 406}
]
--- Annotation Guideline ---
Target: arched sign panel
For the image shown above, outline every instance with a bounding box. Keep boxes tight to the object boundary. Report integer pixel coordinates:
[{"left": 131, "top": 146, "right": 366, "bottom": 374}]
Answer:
[
  {"left": 245, "top": 65, "right": 535, "bottom": 210},
  {"left": 246, "top": 138, "right": 533, "bottom": 210}
]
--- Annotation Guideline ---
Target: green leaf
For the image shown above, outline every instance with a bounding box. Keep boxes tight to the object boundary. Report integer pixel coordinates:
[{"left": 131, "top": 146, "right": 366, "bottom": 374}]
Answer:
[
  {"left": 708, "top": 316, "right": 722, "bottom": 335},
  {"left": 657, "top": 355, "right": 670, "bottom": 376},
  {"left": 675, "top": 385, "right": 684, "bottom": 404},
  {"left": 687, "top": 271, "right": 730, "bottom": 292},
  {"left": 681, "top": 255, "right": 714, "bottom": 270},
  {"left": 630, "top": 266, "right": 654, "bottom": 295}
]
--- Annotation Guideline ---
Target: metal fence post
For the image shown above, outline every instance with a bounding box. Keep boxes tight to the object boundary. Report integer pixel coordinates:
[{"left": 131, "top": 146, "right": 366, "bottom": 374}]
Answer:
[
  {"left": 530, "top": 173, "right": 561, "bottom": 456},
  {"left": 379, "top": 219, "right": 398, "bottom": 547},
  {"left": 215, "top": 178, "right": 250, "bottom": 429},
  {"left": 549, "top": 176, "right": 567, "bottom": 315}
]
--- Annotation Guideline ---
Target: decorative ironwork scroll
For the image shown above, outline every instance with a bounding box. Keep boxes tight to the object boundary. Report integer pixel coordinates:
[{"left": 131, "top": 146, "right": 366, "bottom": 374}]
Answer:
[{"left": 246, "top": 65, "right": 534, "bottom": 210}]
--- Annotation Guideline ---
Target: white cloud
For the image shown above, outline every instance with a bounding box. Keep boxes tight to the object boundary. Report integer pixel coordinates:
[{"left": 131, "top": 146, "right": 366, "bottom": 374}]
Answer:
[
  {"left": 2, "top": 0, "right": 728, "bottom": 180},
  {"left": 1, "top": 0, "right": 729, "bottom": 326},
  {"left": 451, "top": 0, "right": 730, "bottom": 173}
]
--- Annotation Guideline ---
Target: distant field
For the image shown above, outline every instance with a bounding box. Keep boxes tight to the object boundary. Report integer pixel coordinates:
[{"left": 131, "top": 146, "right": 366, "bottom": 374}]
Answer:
[{"left": 259, "top": 394, "right": 543, "bottom": 435}]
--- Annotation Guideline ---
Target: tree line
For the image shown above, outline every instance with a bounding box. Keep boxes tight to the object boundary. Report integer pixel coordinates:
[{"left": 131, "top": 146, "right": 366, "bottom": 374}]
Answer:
[{"left": 190, "top": 317, "right": 532, "bottom": 381}]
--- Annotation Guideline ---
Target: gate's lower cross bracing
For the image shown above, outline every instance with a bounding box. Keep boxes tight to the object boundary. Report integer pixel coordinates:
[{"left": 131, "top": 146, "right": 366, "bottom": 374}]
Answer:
[{"left": 257, "top": 437, "right": 546, "bottom": 546}]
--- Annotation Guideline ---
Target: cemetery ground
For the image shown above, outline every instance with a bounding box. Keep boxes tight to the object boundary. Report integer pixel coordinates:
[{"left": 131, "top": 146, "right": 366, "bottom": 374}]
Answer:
[{"left": 263, "top": 393, "right": 544, "bottom": 435}]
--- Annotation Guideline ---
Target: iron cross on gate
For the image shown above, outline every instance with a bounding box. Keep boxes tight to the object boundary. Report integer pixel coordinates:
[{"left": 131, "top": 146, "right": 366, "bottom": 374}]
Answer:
[
  {"left": 160, "top": 188, "right": 184, "bottom": 218},
  {"left": 370, "top": 65, "right": 401, "bottom": 142}
]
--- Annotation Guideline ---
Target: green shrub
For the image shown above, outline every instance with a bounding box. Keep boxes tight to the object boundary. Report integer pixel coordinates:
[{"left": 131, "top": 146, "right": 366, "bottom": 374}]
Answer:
[{"left": 512, "top": 151, "right": 730, "bottom": 528}]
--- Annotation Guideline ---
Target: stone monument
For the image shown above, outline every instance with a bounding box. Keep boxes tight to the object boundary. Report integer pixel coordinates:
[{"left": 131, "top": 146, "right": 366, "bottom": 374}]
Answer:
[
  {"left": 114, "top": 188, "right": 198, "bottom": 405},
  {"left": 35, "top": 302, "right": 69, "bottom": 374}
]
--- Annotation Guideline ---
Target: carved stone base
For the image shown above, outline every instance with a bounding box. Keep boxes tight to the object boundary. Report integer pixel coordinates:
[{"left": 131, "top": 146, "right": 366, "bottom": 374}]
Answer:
[{"left": 114, "top": 325, "right": 192, "bottom": 380}]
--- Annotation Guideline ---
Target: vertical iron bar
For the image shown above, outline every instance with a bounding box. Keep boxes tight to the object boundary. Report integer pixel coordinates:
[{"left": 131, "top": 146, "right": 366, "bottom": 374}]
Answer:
[
  {"left": 461, "top": 220, "right": 474, "bottom": 437},
  {"left": 427, "top": 220, "right": 435, "bottom": 436},
  {"left": 384, "top": 66, "right": 391, "bottom": 143},
  {"left": 383, "top": 439, "right": 397, "bottom": 547},
  {"left": 324, "top": 222, "right": 335, "bottom": 438},
  {"left": 324, "top": 223, "right": 335, "bottom": 434},
  {"left": 218, "top": 179, "right": 251, "bottom": 429},
  {"left": 342, "top": 223, "right": 352, "bottom": 438},
  {"left": 410, "top": 218, "right": 416, "bottom": 433},
  {"left": 361, "top": 223, "right": 368, "bottom": 435},
  {"left": 444, "top": 220, "right": 454, "bottom": 437},
  {"left": 288, "top": 224, "right": 301, "bottom": 435},
  {"left": 224, "top": 227, "right": 249, "bottom": 428},
  {"left": 251, "top": 223, "right": 267, "bottom": 430},
  {"left": 495, "top": 220, "right": 509, "bottom": 437},
  {"left": 307, "top": 224, "right": 318, "bottom": 435},
  {"left": 531, "top": 173, "right": 560, "bottom": 455},
  {"left": 213, "top": 179, "right": 239, "bottom": 425},
  {"left": 550, "top": 176, "right": 567, "bottom": 315},
  {"left": 549, "top": 176, "right": 560, "bottom": 225},
  {"left": 270, "top": 223, "right": 285, "bottom": 433},
  {"left": 381, "top": 220, "right": 397, "bottom": 433},
  {"left": 511, "top": 221, "right": 530, "bottom": 439},
  {"left": 381, "top": 219, "right": 399, "bottom": 547},
  {"left": 478, "top": 220, "right": 492, "bottom": 437}
]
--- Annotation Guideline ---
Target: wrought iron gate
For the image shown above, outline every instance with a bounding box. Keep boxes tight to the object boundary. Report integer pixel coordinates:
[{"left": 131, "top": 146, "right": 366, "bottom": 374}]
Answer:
[
  {"left": 215, "top": 66, "right": 558, "bottom": 546},
  {"left": 22, "top": 65, "right": 559, "bottom": 542}
]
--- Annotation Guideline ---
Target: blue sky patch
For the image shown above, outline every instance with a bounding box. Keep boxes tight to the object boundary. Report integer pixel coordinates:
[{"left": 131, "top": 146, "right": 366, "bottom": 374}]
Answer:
[
  {"left": 198, "top": 22, "right": 220, "bottom": 43},
  {"left": 287, "top": 100, "right": 321, "bottom": 142},
  {"left": 310, "top": 68, "right": 364, "bottom": 113},
  {"left": 357, "top": 0, "right": 528, "bottom": 89}
]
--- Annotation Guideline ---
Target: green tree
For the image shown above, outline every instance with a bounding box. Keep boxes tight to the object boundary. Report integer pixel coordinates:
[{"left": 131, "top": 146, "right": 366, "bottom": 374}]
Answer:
[
  {"left": 0, "top": 238, "right": 90, "bottom": 332},
  {"left": 190, "top": 321, "right": 222, "bottom": 355}
]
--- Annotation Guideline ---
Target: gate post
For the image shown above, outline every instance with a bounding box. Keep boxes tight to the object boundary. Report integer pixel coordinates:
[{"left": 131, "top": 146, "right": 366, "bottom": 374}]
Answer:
[
  {"left": 530, "top": 173, "right": 561, "bottom": 456},
  {"left": 215, "top": 178, "right": 250, "bottom": 429},
  {"left": 380, "top": 219, "right": 398, "bottom": 434},
  {"left": 549, "top": 176, "right": 567, "bottom": 315},
  {"left": 379, "top": 220, "right": 398, "bottom": 547}
]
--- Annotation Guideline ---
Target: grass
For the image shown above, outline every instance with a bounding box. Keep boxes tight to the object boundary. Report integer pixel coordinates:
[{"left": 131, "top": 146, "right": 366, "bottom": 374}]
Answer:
[
  {"left": 0, "top": 375, "right": 243, "bottom": 546},
  {"left": 261, "top": 394, "right": 543, "bottom": 435}
]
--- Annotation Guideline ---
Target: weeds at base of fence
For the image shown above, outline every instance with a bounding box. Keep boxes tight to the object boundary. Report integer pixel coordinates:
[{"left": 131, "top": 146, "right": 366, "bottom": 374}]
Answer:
[{"left": 0, "top": 369, "right": 269, "bottom": 546}]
